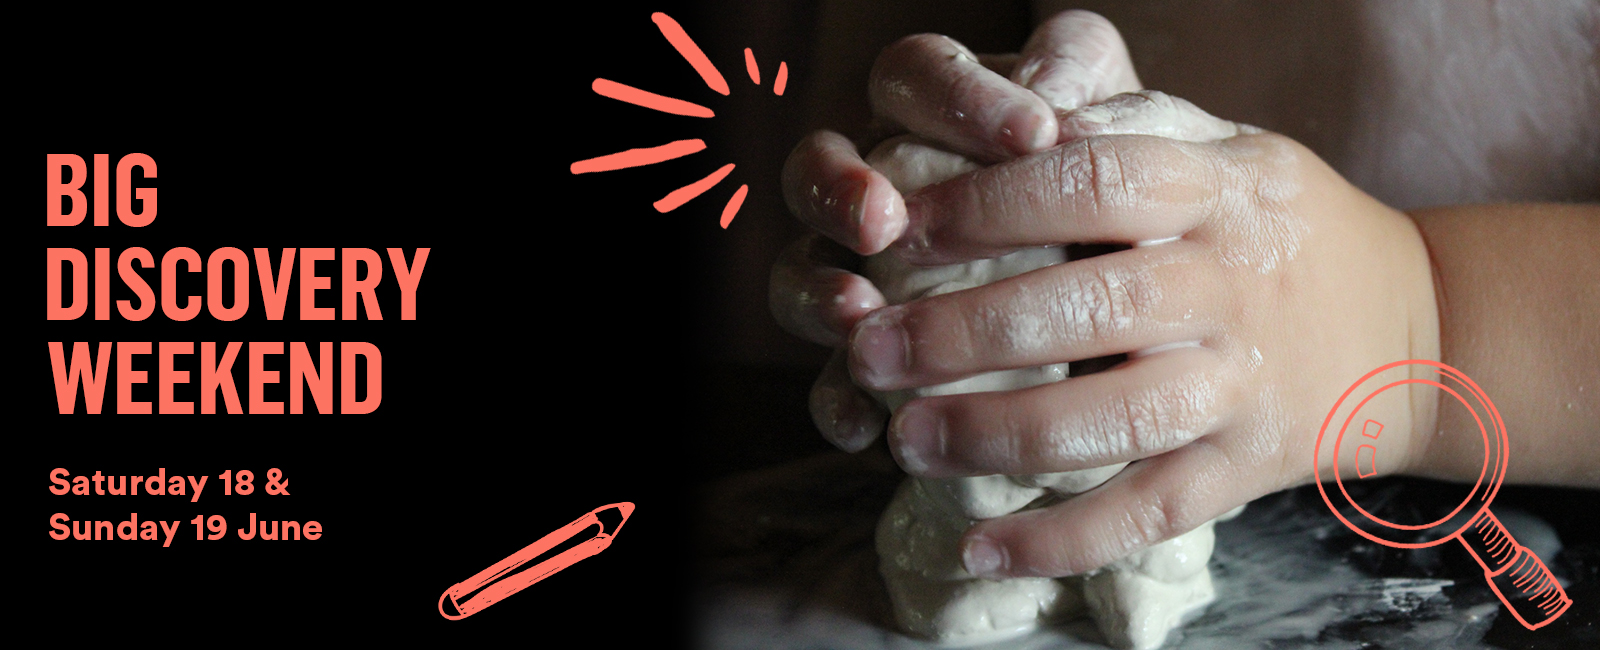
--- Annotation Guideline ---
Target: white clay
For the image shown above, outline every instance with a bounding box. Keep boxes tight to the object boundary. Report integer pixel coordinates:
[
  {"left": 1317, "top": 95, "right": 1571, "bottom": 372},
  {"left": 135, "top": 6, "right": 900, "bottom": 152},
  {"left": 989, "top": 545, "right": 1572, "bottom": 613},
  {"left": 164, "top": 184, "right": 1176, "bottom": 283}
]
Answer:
[
  {"left": 1083, "top": 522, "right": 1219, "bottom": 648},
  {"left": 866, "top": 135, "right": 1226, "bottom": 649},
  {"left": 1108, "top": 520, "right": 1217, "bottom": 582},
  {"left": 878, "top": 479, "right": 1080, "bottom": 644},
  {"left": 1083, "top": 556, "right": 1214, "bottom": 649}
]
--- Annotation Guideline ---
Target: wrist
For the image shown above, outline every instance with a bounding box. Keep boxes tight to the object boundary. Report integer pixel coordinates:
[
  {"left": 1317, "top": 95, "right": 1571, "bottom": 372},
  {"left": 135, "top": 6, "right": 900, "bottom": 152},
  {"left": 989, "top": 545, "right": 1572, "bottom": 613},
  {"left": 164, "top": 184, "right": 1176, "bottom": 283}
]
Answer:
[
  {"left": 1398, "top": 209, "right": 1444, "bottom": 478},
  {"left": 1407, "top": 203, "right": 1600, "bottom": 487}
]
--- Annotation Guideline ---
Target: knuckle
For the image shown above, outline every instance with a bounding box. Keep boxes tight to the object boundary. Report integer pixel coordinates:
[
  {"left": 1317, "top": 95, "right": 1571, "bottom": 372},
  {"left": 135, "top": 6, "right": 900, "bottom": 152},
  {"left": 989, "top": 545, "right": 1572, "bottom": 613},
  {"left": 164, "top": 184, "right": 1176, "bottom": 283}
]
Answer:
[
  {"left": 1063, "top": 137, "right": 1129, "bottom": 226},
  {"left": 1127, "top": 489, "right": 1184, "bottom": 548},
  {"left": 1053, "top": 263, "right": 1149, "bottom": 345},
  {"left": 1100, "top": 265, "right": 1152, "bottom": 334},
  {"left": 1088, "top": 268, "right": 1123, "bottom": 340},
  {"left": 1097, "top": 369, "right": 1221, "bottom": 459},
  {"left": 1055, "top": 141, "right": 1095, "bottom": 219},
  {"left": 1229, "top": 133, "right": 1306, "bottom": 213},
  {"left": 1112, "top": 384, "right": 1166, "bottom": 457},
  {"left": 1052, "top": 267, "right": 1099, "bottom": 343},
  {"left": 1245, "top": 426, "right": 1292, "bottom": 489}
]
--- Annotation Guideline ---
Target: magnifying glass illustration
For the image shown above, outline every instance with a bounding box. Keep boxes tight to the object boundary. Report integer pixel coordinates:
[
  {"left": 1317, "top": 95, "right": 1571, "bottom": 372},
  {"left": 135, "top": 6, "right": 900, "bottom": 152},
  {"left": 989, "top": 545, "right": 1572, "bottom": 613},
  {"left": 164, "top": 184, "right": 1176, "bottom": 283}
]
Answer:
[{"left": 1313, "top": 360, "right": 1571, "bottom": 630}]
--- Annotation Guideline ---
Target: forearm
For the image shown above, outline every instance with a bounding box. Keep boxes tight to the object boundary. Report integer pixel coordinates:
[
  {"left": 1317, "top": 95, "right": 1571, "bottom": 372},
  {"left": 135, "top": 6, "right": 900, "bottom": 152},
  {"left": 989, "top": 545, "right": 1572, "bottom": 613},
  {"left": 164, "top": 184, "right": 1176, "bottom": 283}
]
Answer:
[{"left": 1409, "top": 203, "right": 1600, "bottom": 487}]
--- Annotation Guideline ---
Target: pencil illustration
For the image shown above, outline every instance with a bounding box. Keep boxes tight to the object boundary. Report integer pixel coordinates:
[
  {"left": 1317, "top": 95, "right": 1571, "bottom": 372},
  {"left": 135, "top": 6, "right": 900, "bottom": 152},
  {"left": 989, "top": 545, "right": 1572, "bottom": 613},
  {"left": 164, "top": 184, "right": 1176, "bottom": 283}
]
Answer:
[{"left": 438, "top": 502, "right": 635, "bottom": 620}]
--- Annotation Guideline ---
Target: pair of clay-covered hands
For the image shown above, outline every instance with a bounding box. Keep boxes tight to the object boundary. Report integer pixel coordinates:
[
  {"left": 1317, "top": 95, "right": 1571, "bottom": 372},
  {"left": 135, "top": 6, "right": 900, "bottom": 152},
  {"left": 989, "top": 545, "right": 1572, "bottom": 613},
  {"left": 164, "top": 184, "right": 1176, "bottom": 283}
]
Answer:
[{"left": 770, "top": 11, "right": 1441, "bottom": 580}]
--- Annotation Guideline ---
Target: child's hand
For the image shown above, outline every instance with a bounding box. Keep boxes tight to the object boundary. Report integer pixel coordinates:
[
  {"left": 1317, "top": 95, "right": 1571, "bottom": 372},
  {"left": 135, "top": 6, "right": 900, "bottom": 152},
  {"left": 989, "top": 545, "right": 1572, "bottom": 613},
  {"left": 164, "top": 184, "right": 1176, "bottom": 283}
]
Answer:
[
  {"left": 856, "top": 93, "right": 1441, "bottom": 579},
  {"left": 773, "top": 11, "right": 1141, "bottom": 451}
]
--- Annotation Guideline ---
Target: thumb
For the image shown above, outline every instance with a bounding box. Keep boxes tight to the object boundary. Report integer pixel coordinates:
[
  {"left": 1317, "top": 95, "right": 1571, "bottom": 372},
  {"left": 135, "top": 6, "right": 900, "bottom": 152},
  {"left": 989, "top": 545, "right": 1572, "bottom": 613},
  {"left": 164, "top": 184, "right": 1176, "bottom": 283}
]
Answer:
[
  {"left": 1058, "top": 90, "right": 1261, "bottom": 144},
  {"left": 1011, "top": 10, "right": 1142, "bottom": 115}
]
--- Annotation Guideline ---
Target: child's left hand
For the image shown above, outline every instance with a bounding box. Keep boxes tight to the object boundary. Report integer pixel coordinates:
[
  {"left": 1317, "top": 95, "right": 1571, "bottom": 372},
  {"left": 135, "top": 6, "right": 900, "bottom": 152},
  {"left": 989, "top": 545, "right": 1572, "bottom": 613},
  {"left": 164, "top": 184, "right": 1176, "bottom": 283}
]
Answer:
[{"left": 852, "top": 88, "right": 1443, "bottom": 579}]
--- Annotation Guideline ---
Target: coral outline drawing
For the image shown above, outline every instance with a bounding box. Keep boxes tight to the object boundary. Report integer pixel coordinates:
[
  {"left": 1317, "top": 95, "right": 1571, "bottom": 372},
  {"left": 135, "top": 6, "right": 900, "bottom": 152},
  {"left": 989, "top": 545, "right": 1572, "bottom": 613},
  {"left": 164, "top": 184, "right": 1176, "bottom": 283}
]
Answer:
[
  {"left": 569, "top": 12, "right": 789, "bottom": 229},
  {"left": 439, "top": 502, "right": 635, "bottom": 620},
  {"left": 1313, "top": 360, "right": 1570, "bottom": 630}
]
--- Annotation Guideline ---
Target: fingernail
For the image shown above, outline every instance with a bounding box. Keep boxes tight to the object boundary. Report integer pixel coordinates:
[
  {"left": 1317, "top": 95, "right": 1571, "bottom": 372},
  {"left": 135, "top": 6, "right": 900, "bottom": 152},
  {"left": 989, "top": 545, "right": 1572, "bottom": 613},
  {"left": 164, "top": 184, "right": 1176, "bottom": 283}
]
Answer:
[
  {"left": 842, "top": 177, "right": 869, "bottom": 251},
  {"left": 857, "top": 176, "right": 907, "bottom": 254},
  {"left": 815, "top": 386, "right": 883, "bottom": 453},
  {"left": 896, "top": 195, "right": 934, "bottom": 258},
  {"left": 852, "top": 307, "right": 908, "bottom": 389},
  {"left": 824, "top": 282, "right": 881, "bottom": 341},
  {"left": 1012, "top": 57, "right": 1044, "bottom": 88},
  {"left": 963, "top": 535, "right": 1009, "bottom": 578},
  {"left": 999, "top": 104, "right": 1056, "bottom": 156},
  {"left": 838, "top": 395, "right": 886, "bottom": 453},
  {"left": 811, "top": 385, "right": 844, "bottom": 437},
  {"left": 891, "top": 402, "right": 946, "bottom": 475}
]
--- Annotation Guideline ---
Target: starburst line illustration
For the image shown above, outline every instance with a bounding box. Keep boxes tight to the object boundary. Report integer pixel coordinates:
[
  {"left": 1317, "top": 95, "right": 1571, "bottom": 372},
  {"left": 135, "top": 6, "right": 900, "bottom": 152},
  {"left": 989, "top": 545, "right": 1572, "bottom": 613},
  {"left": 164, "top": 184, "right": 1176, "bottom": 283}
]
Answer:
[{"left": 569, "top": 12, "right": 787, "bottom": 229}]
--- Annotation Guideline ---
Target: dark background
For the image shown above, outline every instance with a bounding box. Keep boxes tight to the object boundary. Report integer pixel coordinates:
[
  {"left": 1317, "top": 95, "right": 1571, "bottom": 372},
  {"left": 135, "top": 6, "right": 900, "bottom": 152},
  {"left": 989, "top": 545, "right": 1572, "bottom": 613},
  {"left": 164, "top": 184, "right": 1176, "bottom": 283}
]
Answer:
[{"left": 15, "top": 2, "right": 765, "bottom": 645}]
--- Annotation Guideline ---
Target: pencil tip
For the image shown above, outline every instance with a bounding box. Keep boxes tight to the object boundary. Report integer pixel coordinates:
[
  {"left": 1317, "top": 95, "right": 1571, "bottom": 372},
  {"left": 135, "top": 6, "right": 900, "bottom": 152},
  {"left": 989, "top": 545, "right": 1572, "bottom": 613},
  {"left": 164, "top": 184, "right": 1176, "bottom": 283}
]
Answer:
[
  {"left": 438, "top": 590, "right": 466, "bottom": 620},
  {"left": 596, "top": 502, "right": 636, "bottom": 536}
]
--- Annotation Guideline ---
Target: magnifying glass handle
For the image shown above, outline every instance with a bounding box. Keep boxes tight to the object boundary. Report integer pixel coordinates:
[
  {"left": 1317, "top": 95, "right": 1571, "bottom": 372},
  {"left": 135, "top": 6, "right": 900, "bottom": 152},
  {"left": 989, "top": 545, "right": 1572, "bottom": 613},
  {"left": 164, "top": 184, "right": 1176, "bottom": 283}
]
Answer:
[{"left": 1457, "top": 509, "right": 1572, "bottom": 630}]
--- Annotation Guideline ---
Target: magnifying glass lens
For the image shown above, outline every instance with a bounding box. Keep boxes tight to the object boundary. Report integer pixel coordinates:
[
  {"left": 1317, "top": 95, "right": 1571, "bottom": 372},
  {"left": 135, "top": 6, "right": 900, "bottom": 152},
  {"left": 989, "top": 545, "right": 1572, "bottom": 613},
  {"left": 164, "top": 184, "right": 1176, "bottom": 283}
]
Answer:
[{"left": 1315, "top": 360, "right": 1571, "bottom": 631}]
